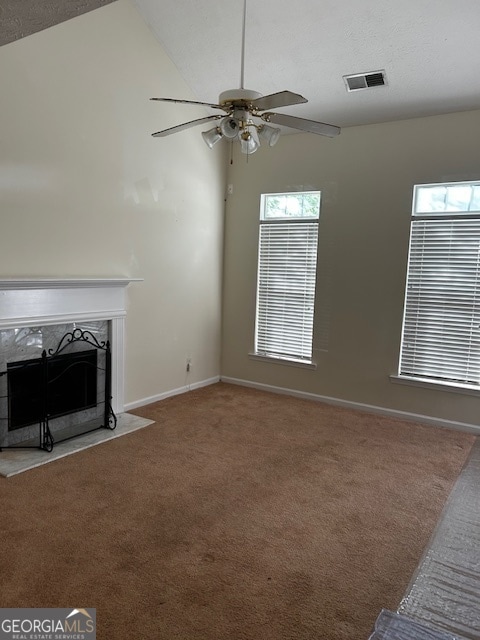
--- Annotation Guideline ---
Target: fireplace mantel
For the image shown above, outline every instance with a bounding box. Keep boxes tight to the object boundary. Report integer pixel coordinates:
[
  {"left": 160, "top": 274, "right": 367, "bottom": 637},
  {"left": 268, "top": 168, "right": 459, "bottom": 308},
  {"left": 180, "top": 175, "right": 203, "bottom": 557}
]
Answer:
[
  {"left": 0, "top": 277, "right": 142, "bottom": 413},
  {"left": 0, "top": 278, "right": 140, "bottom": 290}
]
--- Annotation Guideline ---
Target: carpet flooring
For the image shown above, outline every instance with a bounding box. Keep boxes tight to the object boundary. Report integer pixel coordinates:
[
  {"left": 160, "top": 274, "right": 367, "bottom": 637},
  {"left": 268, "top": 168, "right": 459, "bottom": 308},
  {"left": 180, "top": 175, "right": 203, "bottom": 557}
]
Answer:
[{"left": 0, "top": 383, "right": 475, "bottom": 639}]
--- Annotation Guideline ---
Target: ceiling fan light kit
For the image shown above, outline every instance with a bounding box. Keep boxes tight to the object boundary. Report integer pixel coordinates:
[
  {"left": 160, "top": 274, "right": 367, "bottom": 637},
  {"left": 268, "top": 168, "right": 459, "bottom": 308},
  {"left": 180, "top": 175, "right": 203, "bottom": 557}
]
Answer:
[{"left": 150, "top": 0, "right": 340, "bottom": 155}]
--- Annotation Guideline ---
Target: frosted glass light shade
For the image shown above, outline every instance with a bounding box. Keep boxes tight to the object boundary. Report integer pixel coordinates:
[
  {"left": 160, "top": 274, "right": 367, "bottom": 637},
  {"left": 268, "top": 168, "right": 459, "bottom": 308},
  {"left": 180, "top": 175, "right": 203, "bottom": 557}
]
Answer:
[
  {"left": 240, "top": 134, "right": 259, "bottom": 155},
  {"left": 259, "top": 124, "right": 281, "bottom": 147},
  {"left": 220, "top": 117, "right": 240, "bottom": 139},
  {"left": 201, "top": 127, "right": 223, "bottom": 148}
]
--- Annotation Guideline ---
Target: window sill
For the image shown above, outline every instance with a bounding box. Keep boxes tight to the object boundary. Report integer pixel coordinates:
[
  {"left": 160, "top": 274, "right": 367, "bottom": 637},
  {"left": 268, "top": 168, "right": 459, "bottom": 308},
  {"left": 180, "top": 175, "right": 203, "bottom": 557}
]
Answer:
[
  {"left": 390, "top": 374, "right": 480, "bottom": 397},
  {"left": 249, "top": 352, "right": 317, "bottom": 370}
]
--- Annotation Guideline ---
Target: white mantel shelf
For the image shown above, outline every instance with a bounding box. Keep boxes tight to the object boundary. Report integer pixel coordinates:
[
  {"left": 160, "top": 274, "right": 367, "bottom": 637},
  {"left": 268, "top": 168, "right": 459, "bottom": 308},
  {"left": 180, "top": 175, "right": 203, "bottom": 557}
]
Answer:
[{"left": 0, "top": 278, "right": 143, "bottom": 290}]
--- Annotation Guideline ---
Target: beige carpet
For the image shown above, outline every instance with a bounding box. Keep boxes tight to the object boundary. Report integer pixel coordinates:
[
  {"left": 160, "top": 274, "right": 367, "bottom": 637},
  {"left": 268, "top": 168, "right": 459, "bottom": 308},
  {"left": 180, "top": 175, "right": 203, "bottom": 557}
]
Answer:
[{"left": 0, "top": 383, "right": 475, "bottom": 639}]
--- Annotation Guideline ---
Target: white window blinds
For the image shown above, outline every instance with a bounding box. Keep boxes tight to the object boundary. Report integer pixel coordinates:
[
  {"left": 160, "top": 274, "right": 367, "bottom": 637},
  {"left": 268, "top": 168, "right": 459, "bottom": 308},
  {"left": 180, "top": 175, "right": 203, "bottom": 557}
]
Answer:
[
  {"left": 254, "top": 192, "right": 320, "bottom": 363},
  {"left": 399, "top": 181, "right": 480, "bottom": 386}
]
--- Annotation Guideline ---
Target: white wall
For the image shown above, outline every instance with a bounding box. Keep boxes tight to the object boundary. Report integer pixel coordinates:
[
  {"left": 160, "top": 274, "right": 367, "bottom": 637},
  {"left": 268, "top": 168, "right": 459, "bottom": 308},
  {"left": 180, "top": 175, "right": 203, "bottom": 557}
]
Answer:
[
  {"left": 0, "top": 0, "right": 227, "bottom": 406},
  {"left": 222, "top": 109, "right": 480, "bottom": 427}
]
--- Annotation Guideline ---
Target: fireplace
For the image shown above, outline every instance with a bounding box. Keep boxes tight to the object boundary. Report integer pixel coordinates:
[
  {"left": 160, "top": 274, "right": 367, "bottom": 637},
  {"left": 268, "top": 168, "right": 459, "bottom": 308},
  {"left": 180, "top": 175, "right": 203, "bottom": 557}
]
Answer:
[{"left": 0, "top": 278, "right": 139, "bottom": 450}]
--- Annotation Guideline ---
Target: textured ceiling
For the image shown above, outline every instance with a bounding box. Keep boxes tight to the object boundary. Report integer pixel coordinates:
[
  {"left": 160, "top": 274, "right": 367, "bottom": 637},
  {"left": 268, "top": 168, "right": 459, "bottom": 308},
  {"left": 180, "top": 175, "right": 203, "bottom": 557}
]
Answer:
[
  {"left": 134, "top": 0, "right": 480, "bottom": 128},
  {"left": 0, "top": 0, "right": 117, "bottom": 47},
  {"left": 2, "top": 0, "right": 480, "bottom": 129}
]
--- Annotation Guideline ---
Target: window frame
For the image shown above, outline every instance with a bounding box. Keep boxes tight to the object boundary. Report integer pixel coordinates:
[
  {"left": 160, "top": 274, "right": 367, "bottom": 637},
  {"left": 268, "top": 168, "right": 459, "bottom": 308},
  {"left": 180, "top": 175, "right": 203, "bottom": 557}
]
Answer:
[
  {"left": 251, "top": 191, "right": 321, "bottom": 368},
  {"left": 393, "top": 179, "right": 480, "bottom": 395}
]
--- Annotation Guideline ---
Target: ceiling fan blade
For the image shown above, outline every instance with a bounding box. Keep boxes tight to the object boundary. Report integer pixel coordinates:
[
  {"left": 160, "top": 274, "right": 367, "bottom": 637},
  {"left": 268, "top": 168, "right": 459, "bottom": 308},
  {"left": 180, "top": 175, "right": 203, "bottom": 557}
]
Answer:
[
  {"left": 261, "top": 112, "right": 341, "bottom": 137},
  {"left": 151, "top": 115, "right": 222, "bottom": 137},
  {"left": 251, "top": 90, "right": 308, "bottom": 111},
  {"left": 150, "top": 97, "right": 227, "bottom": 111}
]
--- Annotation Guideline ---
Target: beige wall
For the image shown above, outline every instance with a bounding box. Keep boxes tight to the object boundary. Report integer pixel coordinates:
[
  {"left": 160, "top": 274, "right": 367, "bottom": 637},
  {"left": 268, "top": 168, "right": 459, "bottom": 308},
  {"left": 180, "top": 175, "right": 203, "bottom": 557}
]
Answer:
[
  {"left": 0, "top": 0, "right": 226, "bottom": 405},
  {"left": 222, "top": 109, "right": 480, "bottom": 427}
]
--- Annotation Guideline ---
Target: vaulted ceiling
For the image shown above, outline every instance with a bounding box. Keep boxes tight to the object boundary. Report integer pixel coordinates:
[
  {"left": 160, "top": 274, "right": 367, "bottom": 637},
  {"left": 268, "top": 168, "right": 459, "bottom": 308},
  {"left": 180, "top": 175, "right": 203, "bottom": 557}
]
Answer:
[
  {"left": 0, "top": 0, "right": 116, "bottom": 47},
  {"left": 3, "top": 0, "right": 480, "bottom": 129}
]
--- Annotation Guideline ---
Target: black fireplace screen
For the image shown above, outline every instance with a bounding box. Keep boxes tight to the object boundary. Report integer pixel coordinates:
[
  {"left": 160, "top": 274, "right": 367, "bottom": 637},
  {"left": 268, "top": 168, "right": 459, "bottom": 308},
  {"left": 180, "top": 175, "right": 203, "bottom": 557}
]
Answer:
[{"left": 7, "top": 349, "right": 97, "bottom": 431}]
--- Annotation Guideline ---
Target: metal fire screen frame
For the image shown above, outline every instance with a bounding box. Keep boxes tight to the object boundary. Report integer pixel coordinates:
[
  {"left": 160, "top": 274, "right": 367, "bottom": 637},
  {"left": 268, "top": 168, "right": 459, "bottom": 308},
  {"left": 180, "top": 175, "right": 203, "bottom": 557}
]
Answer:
[{"left": 0, "top": 328, "right": 117, "bottom": 452}]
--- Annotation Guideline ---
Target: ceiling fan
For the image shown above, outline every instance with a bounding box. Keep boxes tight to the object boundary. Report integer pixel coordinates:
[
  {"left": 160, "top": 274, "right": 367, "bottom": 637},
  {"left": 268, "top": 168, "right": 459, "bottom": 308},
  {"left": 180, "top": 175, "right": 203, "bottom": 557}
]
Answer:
[{"left": 150, "top": 0, "right": 341, "bottom": 154}]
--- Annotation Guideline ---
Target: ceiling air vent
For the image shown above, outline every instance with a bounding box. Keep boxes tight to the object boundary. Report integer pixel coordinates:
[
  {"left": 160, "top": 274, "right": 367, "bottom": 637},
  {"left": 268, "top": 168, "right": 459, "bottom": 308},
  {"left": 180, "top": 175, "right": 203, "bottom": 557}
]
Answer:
[{"left": 343, "top": 70, "right": 387, "bottom": 92}]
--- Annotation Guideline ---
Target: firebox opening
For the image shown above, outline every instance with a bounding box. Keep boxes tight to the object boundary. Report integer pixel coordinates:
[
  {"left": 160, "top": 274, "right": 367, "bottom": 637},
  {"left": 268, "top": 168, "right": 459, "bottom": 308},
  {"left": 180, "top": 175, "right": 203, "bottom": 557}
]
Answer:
[{"left": 7, "top": 349, "right": 98, "bottom": 431}]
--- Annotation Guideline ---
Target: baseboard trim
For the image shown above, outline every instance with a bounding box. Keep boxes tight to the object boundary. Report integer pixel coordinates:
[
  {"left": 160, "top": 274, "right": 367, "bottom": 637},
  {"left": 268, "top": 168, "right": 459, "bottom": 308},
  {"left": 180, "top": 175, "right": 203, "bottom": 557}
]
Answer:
[
  {"left": 124, "top": 376, "right": 220, "bottom": 411},
  {"left": 220, "top": 376, "right": 480, "bottom": 435}
]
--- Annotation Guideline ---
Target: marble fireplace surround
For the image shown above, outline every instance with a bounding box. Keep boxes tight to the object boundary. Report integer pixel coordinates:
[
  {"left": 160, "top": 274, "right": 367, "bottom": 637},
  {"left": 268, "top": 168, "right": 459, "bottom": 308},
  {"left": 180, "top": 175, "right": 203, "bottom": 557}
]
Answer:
[{"left": 0, "top": 278, "right": 143, "bottom": 441}]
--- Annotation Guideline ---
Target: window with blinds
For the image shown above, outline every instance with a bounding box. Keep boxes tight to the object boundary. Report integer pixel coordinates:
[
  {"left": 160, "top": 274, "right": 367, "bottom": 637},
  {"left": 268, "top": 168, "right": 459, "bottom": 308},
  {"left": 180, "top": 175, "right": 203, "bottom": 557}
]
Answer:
[
  {"left": 399, "top": 181, "right": 480, "bottom": 387},
  {"left": 254, "top": 192, "right": 320, "bottom": 363}
]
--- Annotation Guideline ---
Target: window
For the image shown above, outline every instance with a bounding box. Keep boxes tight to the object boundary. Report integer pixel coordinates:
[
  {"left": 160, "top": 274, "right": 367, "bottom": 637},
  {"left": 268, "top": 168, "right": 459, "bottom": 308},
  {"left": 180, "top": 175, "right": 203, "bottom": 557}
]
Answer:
[
  {"left": 253, "top": 191, "right": 321, "bottom": 365},
  {"left": 398, "top": 180, "right": 480, "bottom": 389}
]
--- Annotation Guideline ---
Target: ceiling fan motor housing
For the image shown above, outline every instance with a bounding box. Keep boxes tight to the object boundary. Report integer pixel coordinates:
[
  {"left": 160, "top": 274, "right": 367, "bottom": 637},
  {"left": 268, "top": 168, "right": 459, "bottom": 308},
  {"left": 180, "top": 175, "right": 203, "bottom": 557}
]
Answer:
[{"left": 219, "top": 88, "right": 262, "bottom": 107}]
